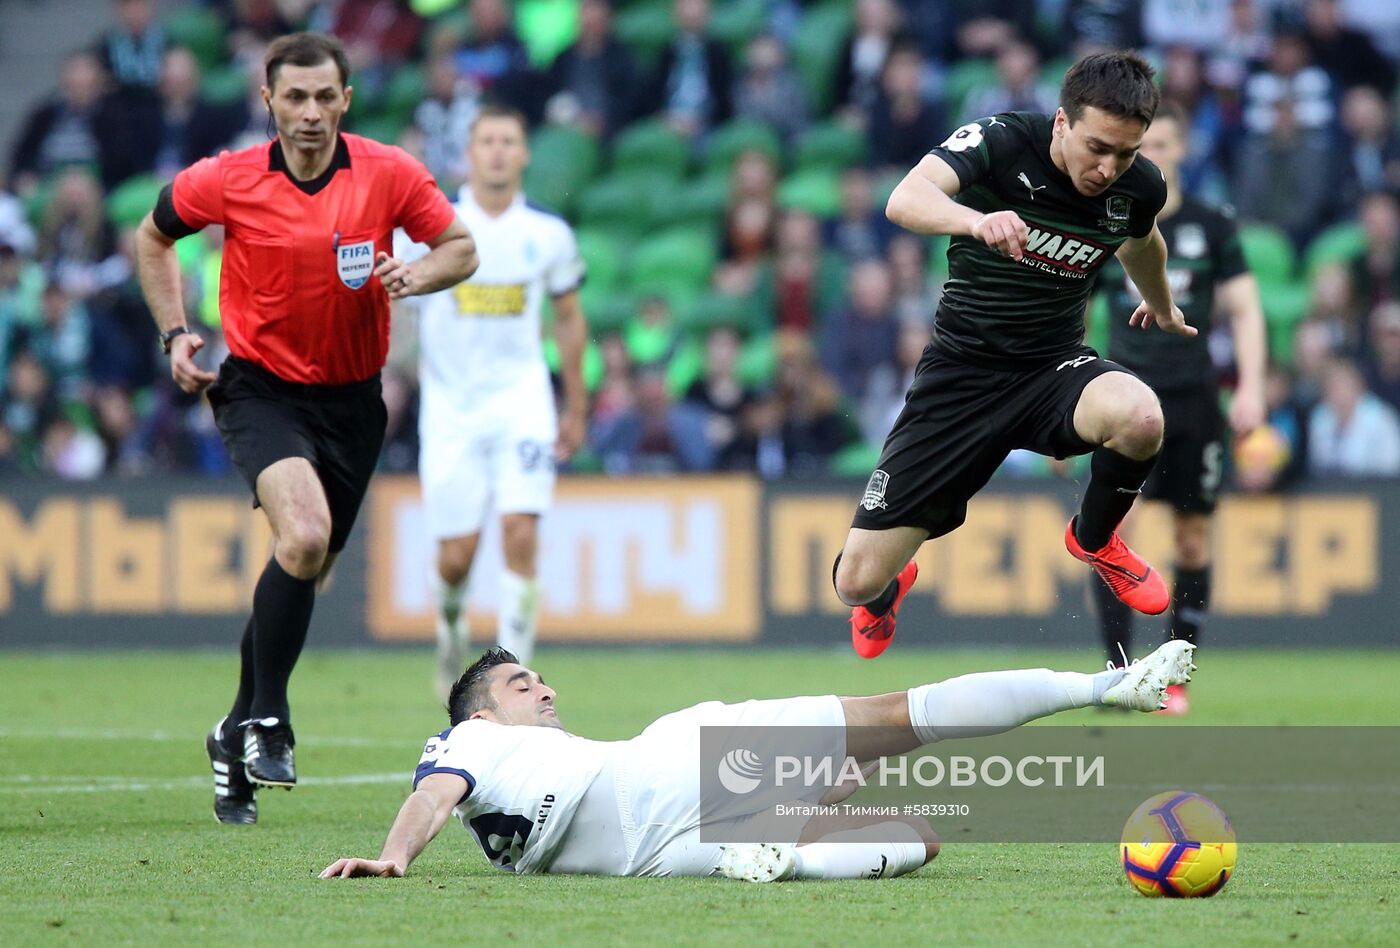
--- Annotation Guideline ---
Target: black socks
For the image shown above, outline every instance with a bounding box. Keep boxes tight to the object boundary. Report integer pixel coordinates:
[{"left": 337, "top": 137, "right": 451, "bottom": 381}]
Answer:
[
  {"left": 1170, "top": 566, "right": 1210, "bottom": 647},
  {"left": 1076, "top": 448, "right": 1158, "bottom": 552},
  {"left": 244, "top": 557, "right": 317, "bottom": 724},
  {"left": 1091, "top": 573, "right": 1133, "bottom": 665}
]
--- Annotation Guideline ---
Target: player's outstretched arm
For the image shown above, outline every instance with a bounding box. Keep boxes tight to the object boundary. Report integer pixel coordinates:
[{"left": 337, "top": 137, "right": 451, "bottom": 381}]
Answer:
[
  {"left": 887, "top": 154, "right": 1029, "bottom": 260},
  {"left": 319, "top": 773, "right": 467, "bottom": 879},
  {"left": 1218, "top": 273, "right": 1268, "bottom": 436},
  {"left": 134, "top": 213, "right": 217, "bottom": 394},
  {"left": 1117, "top": 225, "right": 1196, "bottom": 337},
  {"left": 551, "top": 290, "right": 588, "bottom": 461}
]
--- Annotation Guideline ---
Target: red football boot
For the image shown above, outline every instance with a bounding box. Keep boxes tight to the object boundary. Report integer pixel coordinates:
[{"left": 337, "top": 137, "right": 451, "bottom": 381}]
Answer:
[
  {"left": 1065, "top": 519, "right": 1170, "bottom": 615},
  {"left": 850, "top": 560, "right": 919, "bottom": 659},
  {"left": 1157, "top": 683, "right": 1190, "bottom": 716}
]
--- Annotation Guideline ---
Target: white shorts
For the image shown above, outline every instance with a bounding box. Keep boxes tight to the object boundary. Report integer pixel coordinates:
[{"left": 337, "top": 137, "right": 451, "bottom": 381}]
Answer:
[
  {"left": 611, "top": 695, "right": 847, "bottom": 877},
  {"left": 419, "top": 421, "right": 557, "bottom": 540}
]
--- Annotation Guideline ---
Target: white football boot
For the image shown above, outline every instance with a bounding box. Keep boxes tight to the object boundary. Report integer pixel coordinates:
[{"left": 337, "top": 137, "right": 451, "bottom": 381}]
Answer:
[
  {"left": 1101, "top": 640, "right": 1197, "bottom": 712},
  {"left": 718, "top": 843, "right": 799, "bottom": 883}
]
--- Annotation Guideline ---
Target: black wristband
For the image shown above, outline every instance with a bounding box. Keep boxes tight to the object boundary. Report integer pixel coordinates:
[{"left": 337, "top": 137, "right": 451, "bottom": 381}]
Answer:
[{"left": 160, "top": 326, "right": 192, "bottom": 354}]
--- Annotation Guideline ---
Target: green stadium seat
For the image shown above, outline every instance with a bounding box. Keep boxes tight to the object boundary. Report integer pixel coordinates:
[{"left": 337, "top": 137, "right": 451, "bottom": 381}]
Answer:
[
  {"left": 791, "top": 1, "right": 854, "bottom": 114},
  {"left": 613, "top": 1, "right": 675, "bottom": 65},
  {"left": 665, "top": 336, "right": 705, "bottom": 394},
  {"left": 709, "top": 0, "right": 767, "bottom": 53},
  {"left": 201, "top": 64, "right": 245, "bottom": 106},
  {"left": 1239, "top": 223, "right": 1296, "bottom": 286},
  {"left": 1260, "top": 281, "right": 1311, "bottom": 365},
  {"left": 575, "top": 228, "right": 625, "bottom": 294},
  {"left": 106, "top": 174, "right": 164, "bottom": 230},
  {"left": 661, "top": 174, "right": 731, "bottom": 230},
  {"left": 348, "top": 115, "right": 408, "bottom": 146},
  {"left": 831, "top": 441, "right": 882, "bottom": 477},
  {"left": 382, "top": 65, "right": 427, "bottom": 127},
  {"left": 626, "top": 318, "right": 680, "bottom": 364},
  {"left": 627, "top": 226, "right": 717, "bottom": 293},
  {"left": 703, "top": 119, "right": 782, "bottom": 175},
  {"left": 611, "top": 119, "right": 689, "bottom": 179},
  {"left": 681, "top": 292, "right": 753, "bottom": 334},
  {"left": 777, "top": 169, "right": 842, "bottom": 217},
  {"left": 583, "top": 291, "right": 639, "bottom": 335},
  {"left": 737, "top": 331, "right": 776, "bottom": 385},
  {"left": 1304, "top": 222, "right": 1368, "bottom": 277},
  {"left": 524, "top": 124, "right": 601, "bottom": 214},
  {"left": 792, "top": 121, "right": 867, "bottom": 172},
  {"left": 576, "top": 173, "right": 666, "bottom": 236},
  {"left": 945, "top": 58, "right": 1000, "bottom": 121},
  {"left": 165, "top": 7, "right": 226, "bottom": 70}
]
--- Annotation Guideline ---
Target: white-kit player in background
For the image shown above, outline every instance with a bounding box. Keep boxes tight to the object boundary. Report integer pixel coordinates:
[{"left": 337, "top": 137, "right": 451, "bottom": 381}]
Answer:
[
  {"left": 399, "top": 105, "right": 588, "bottom": 699},
  {"left": 320, "top": 639, "right": 1196, "bottom": 883}
]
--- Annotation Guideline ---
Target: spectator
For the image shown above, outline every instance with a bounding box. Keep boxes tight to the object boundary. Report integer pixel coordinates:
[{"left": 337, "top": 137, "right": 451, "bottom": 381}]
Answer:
[
  {"left": 1233, "top": 98, "right": 1333, "bottom": 248},
  {"left": 625, "top": 295, "right": 681, "bottom": 366},
  {"left": 868, "top": 43, "right": 945, "bottom": 171},
  {"left": 1306, "top": 263, "right": 1364, "bottom": 352},
  {"left": 773, "top": 329, "right": 855, "bottom": 475},
  {"left": 887, "top": 232, "right": 939, "bottom": 326},
  {"left": 41, "top": 416, "right": 106, "bottom": 480},
  {"left": 87, "top": 230, "right": 160, "bottom": 390},
  {"left": 590, "top": 332, "right": 635, "bottom": 428},
  {"left": 450, "top": 0, "right": 533, "bottom": 112},
  {"left": 147, "top": 47, "right": 244, "bottom": 178},
  {"left": 1339, "top": 0, "right": 1400, "bottom": 60},
  {"left": 223, "top": 0, "right": 296, "bottom": 55},
  {"left": 0, "top": 422, "right": 21, "bottom": 477},
  {"left": 544, "top": 0, "right": 638, "bottom": 139},
  {"left": 821, "top": 258, "right": 899, "bottom": 400},
  {"left": 378, "top": 364, "right": 420, "bottom": 473},
  {"left": 733, "top": 34, "right": 808, "bottom": 146},
  {"left": 91, "top": 383, "right": 145, "bottom": 474},
  {"left": 949, "top": 0, "right": 1033, "bottom": 61},
  {"left": 861, "top": 318, "right": 930, "bottom": 444},
  {"left": 1205, "top": 0, "right": 1272, "bottom": 92},
  {"left": 960, "top": 39, "right": 1057, "bottom": 124},
  {"left": 1241, "top": 27, "right": 1336, "bottom": 139},
  {"left": 1364, "top": 302, "right": 1400, "bottom": 411},
  {"left": 771, "top": 209, "right": 839, "bottom": 331},
  {"left": 9, "top": 51, "right": 135, "bottom": 193},
  {"left": 1351, "top": 191, "right": 1400, "bottom": 309},
  {"left": 37, "top": 168, "right": 124, "bottom": 301},
  {"left": 96, "top": 0, "right": 166, "bottom": 104},
  {"left": 0, "top": 183, "right": 37, "bottom": 259},
  {"left": 1058, "top": 0, "right": 1143, "bottom": 57},
  {"left": 326, "top": 0, "right": 424, "bottom": 97},
  {"left": 414, "top": 52, "right": 480, "bottom": 188},
  {"left": 0, "top": 237, "right": 44, "bottom": 368},
  {"left": 1142, "top": 0, "right": 1234, "bottom": 53},
  {"left": 1338, "top": 87, "right": 1400, "bottom": 210},
  {"left": 715, "top": 150, "right": 778, "bottom": 295},
  {"left": 835, "top": 0, "right": 908, "bottom": 122},
  {"left": 720, "top": 388, "right": 786, "bottom": 477},
  {"left": 825, "top": 166, "right": 896, "bottom": 264},
  {"left": 1159, "top": 45, "right": 1231, "bottom": 203},
  {"left": 590, "top": 365, "right": 714, "bottom": 473},
  {"left": 3, "top": 351, "right": 62, "bottom": 471},
  {"left": 1308, "top": 358, "right": 1400, "bottom": 475},
  {"left": 683, "top": 326, "right": 756, "bottom": 462},
  {"left": 1301, "top": 0, "right": 1396, "bottom": 94},
  {"left": 20, "top": 283, "right": 91, "bottom": 402},
  {"left": 646, "top": 0, "right": 733, "bottom": 140}
]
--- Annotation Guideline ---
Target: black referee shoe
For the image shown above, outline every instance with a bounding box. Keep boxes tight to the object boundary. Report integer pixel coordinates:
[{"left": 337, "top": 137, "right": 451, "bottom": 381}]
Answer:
[
  {"left": 206, "top": 717, "right": 257, "bottom": 825},
  {"left": 243, "top": 717, "right": 297, "bottom": 788}
]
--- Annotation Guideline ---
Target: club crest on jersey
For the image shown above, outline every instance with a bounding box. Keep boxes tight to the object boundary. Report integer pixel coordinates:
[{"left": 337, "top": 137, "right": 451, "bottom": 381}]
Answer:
[
  {"left": 336, "top": 239, "right": 375, "bottom": 290},
  {"left": 862, "top": 469, "right": 890, "bottom": 511},
  {"left": 1100, "top": 196, "right": 1132, "bottom": 234}
]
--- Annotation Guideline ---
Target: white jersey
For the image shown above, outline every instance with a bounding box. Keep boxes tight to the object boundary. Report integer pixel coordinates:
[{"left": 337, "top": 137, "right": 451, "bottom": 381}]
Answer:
[
  {"left": 414, "top": 720, "right": 613, "bottom": 875},
  {"left": 404, "top": 188, "right": 584, "bottom": 436}
]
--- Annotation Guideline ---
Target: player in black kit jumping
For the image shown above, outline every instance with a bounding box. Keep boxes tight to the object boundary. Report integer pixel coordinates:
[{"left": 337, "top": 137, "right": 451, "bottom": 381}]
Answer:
[
  {"left": 1090, "top": 103, "right": 1266, "bottom": 712},
  {"left": 835, "top": 51, "right": 1194, "bottom": 658}
]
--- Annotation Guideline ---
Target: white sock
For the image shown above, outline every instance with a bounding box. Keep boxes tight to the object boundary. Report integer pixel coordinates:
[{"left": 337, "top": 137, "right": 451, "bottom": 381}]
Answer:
[
  {"left": 906, "top": 668, "right": 1114, "bottom": 745},
  {"left": 435, "top": 573, "right": 469, "bottom": 651},
  {"left": 497, "top": 570, "right": 539, "bottom": 665},
  {"left": 795, "top": 822, "right": 928, "bottom": 880}
]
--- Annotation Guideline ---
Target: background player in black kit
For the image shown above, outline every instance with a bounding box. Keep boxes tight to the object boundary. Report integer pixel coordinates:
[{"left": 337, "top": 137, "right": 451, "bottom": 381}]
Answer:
[
  {"left": 834, "top": 52, "right": 1196, "bottom": 659},
  {"left": 1090, "top": 104, "right": 1267, "bottom": 713}
]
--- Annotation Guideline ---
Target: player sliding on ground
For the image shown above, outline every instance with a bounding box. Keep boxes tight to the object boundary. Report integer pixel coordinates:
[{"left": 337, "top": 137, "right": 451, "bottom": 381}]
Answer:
[
  {"left": 320, "top": 641, "right": 1196, "bottom": 882},
  {"left": 837, "top": 51, "right": 1193, "bottom": 659}
]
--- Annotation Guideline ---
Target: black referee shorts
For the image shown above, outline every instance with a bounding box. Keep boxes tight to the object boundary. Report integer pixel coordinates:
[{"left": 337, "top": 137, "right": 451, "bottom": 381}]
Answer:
[
  {"left": 1141, "top": 385, "right": 1226, "bottom": 516},
  {"left": 852, "top": 345, "right": 1135, "bottom": 538},
  {"left": 207, "top": 356, "right": 387, "bottom": 553}
]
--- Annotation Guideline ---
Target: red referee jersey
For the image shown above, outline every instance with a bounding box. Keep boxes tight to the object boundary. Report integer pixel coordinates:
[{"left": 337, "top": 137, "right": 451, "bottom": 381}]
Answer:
[{"left": 166, "top": 134, "right": 455, "bottom": 385}]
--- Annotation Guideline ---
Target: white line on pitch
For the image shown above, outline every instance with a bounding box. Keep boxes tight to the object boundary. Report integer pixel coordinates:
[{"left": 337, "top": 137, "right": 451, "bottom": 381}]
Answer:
[
  {"left": 0, "top": 773, "right": 406, "bottom": 794},
  {"left": 0, "top": 726, "right": 407, "bottom": 749}
]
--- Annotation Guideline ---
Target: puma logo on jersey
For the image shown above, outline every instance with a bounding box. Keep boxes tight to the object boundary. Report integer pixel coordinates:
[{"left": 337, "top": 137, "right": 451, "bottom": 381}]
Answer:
[
  {"left": 1056, "top": 355, "right": 1098, "bottom": 371},
  {"left": 1017, "top": 172, "right": 1047, "bottom": 199},
  {"left": 986, "top": 116, "right": 1007, "bottom": 128}
]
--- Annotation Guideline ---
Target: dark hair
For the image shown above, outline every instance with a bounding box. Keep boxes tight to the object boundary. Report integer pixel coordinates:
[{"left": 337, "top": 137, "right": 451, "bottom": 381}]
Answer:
[
  {"left": 448, "top": 647, "right": 519, "bottom": 725},
  {"left": 1060, "top": 51, "right": 1160, "bottom": 127},
  {"left": 265, "top": 32, "right": 351, "bottom": 90},
  {"left": 1151, "top": 100, "right": 1188, "bottom": 135},
  {"left": 470, "top": 103, "right": 529, "bottom": 136}
]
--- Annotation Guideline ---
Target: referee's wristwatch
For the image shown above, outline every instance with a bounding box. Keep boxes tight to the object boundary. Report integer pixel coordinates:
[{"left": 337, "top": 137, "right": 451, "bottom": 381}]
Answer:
[{"left": 160, "top": 326, "right": 192, "bottom": 354}]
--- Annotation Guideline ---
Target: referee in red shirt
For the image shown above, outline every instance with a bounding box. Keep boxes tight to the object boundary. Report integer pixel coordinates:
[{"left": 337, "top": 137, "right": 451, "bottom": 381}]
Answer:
[{"left": 135, "top": 33, "right": 477, "bottom": 825}]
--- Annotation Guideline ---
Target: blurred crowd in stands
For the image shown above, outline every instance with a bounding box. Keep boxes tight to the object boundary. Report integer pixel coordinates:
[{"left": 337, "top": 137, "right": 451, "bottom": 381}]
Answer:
[{"left": 2, "top": 0, "right": 1399, "bottom": 485}]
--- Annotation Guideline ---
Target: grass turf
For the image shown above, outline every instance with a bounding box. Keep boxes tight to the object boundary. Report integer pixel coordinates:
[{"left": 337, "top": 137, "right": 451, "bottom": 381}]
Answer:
[{"left": 2, "top": 647, "right": 1398, "bottom": 945}]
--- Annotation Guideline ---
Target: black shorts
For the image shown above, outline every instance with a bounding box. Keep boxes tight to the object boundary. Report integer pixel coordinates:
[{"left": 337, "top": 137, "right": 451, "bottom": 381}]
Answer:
[
  {"left": 207, "top": 356, "right": 387, "bottom": 553},
  {"left": 852, "top": 345, "right": 1134, "bottom": 538},
  {"left": 1141, "top": 386, "right": 1225, "bottom": 515}
]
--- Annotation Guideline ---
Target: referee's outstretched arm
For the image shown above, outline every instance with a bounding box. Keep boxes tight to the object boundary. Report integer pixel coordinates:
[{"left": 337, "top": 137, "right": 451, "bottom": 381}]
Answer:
[
  {"left": 372, "top": 216, "right": 478, "bottom": 301},
  {"left": 135, "top": 212, "right": 217, "bottom": 394}
]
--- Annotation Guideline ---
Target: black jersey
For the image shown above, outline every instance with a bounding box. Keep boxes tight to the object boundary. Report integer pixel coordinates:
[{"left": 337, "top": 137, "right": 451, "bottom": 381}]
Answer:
[
  {"left": 928, "top": 111, "right": 1167, "bottom": 367},
  {"left": 1101, "top": 197, "right": 1248, "bottom": 392}
]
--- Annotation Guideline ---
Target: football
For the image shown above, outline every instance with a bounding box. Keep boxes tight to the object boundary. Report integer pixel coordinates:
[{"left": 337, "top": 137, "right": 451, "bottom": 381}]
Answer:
[{"left": 1121, "top": 791, "right": 1237, "bottom": 897}]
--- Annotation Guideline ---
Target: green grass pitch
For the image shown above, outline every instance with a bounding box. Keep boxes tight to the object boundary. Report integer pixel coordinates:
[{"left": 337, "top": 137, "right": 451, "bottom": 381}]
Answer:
[{"left": 3, "top": 647, "right": 1398, "bottom": 945}]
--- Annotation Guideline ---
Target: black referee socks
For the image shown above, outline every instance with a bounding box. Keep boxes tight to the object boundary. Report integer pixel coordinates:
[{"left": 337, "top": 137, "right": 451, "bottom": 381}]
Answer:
[
  {"left": 1075, "top": 448, "right": 1158, "bottom": 552},
  {"left": 1170, "top": 566, "right": 1211, "bottom": 647},
  {"left": 247, "top": 557, "right": 317, "bottom": 724}
]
